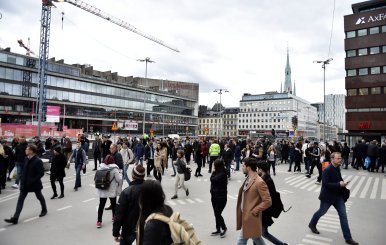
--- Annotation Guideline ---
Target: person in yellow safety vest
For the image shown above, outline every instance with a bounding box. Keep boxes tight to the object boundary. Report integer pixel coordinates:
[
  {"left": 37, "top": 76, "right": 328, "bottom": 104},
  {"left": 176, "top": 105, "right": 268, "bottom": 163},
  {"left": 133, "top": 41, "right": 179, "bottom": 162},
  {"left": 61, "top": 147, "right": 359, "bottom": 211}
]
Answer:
[{"left": 208, "top": 140, "right": 221, "bottom": 173}]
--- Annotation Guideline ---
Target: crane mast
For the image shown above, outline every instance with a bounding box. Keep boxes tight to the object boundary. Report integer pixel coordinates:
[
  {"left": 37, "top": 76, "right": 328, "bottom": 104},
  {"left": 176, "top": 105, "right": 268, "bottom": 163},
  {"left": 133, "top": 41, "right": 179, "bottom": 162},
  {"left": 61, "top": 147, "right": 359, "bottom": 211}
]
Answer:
[{"left": 36, "top": 0, "right": 179, "bottom": 137}]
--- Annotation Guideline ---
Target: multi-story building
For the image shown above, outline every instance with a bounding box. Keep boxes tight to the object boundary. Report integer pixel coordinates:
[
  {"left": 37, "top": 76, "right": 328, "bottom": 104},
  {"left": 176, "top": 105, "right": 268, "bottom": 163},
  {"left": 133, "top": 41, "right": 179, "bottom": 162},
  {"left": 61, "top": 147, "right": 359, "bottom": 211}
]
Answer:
[
  {"left": 238, "top": 92, "right": 318, "bottom": 139},
  {"left": 198, "top": 112, "right": 222, "bottom": 138},
  {"left": 0, "top": 48, "right": 199, "bottom": 137},
  {"left": 344, "top": 0, "right": 386, "bottom": 144},
  {"left": 222, "top": 107, "right": 239, "bottom": 138},
  {"left": 325, "top": 94, "right": 346, "bottom": 130},
  {"left": 316, "top": 123, "right": 339, "bottom": 141}
]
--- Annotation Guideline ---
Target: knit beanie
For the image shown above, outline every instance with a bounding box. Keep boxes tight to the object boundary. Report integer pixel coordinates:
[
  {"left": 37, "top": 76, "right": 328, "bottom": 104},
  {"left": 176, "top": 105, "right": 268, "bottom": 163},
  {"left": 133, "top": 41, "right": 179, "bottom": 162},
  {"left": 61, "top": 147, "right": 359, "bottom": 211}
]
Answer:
[{"left": 132, "top": 164, "right": 145, "bottom": 180}]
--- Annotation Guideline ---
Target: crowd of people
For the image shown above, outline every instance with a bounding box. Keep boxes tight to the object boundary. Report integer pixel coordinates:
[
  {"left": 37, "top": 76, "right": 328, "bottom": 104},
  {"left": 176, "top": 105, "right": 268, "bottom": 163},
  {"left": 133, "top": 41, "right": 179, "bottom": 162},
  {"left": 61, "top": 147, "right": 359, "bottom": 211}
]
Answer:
[{"left": 2, "top": 133, "right": 384, "bottom": 244}]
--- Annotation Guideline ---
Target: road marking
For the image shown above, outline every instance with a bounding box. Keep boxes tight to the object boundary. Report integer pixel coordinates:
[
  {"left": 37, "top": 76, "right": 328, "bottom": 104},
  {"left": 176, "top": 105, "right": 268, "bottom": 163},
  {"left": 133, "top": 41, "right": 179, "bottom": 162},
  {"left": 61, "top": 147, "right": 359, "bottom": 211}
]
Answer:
[
  {"left": 237, "top": 180, "right": 242, "bottom": 183},
  {"left": 176, "top": 200, "right": 186, "bottom": 205},
  {"left": 289, "top": 177, "right": 309, "bottom": 186},
  {"left": 286, "top": 175, "right": 304, "bottom": 184},
  {"left": 197, "top": 179, "right": 202, "bottom": 182},
  {"left": 351, "top": 176, "right": 366, "bottom": 197},
  {"left": 23, "top": 216, "right": 39, "bottom": 223},
  {"left": 204, "top": 179, "right": 208, "bottom": 182},
  {"left": 360, "top": 177, "right": 373, "bottom": 198},
  {"left": 186, "top": 198, "right": 195, "bottom": 204},
  {"left": 305, "top": 234, "right": 333, "bottom": 242},
  {"left": 317, "top": 227, "right": 338, "bottom": 233},
  {"left": 89, "top": 184, "right": 95, "bottom": 188},
  {"left": 57, "top": 205, "right": 72, "bottom": 211},
  {"left": 301, "top": 179, "right": 317, "bottom": 189},
  {"left": 307, "top": 184, "right": 319, "bottom": 192},
  {"left": 381, "top": 179, "right": 386, "bottom": 200},
  {"left": 82, "top": 198, "right": 96, "bottom": 203},
  {"left": 301, "top": 238, "right": 330, "bottom": 245},
  {"left": 294, "top": 178, "right": 312, "bottom": 188},
  {"left": 318, "top": 219, "right": 339, "bottom": 225},
  {"left": 344, "top": 175, "right": 353, "bottom": 182},
  {"left": 347, "top": 176, "right": 359, "bottom": 189},
  {"left": 227, "top": 195, "right": 237, "bottom": 200},
  {"left": 321, "top": 216, "right": 339, "bottom": 222},
  {"left": 317, "top": 223, "right": 339, "bottom": 229},
  {"left": 167, "top": 201, "right": 176, "bottom": 206},
  {"left": 194, "top": 198, "right": 204, "bottom": 203},
  {"left": 285, "top": 175, "right": 297, "bottom": 181},
  {"left": 0, "top": 228, "right": 6, "bottom": 232},
  {"left": 370, "top": 178, "right": 379, "bottom": 199},
  {"left": 282, "top": 190, "right": 294, "bottom": 193}
]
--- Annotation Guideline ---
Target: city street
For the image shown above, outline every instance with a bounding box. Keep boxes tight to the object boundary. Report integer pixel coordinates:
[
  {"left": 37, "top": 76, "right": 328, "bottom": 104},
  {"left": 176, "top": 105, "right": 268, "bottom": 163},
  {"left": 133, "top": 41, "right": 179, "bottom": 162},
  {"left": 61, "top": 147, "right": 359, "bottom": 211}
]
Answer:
[{"left": 0, "top": 160, "right": 385, "bottom": 245}]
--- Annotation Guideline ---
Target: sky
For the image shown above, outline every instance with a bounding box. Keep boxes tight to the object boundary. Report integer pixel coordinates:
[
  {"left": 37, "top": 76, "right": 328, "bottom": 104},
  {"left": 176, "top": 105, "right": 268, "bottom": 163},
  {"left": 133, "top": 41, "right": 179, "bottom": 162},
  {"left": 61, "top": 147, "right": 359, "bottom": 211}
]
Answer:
[{"left": 0, "top": 0, "right": 359, "bottom": 109}]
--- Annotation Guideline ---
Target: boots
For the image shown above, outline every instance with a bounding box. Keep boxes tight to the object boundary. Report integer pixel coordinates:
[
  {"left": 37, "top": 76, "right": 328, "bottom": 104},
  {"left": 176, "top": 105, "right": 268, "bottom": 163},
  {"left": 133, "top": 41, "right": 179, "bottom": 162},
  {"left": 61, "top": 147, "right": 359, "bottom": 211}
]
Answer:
[
  {"left": 58, "top": 193, "right": 64, "bottom": 199},
  {"left": 51, "top": 193, "right": 58, "bottom": 199},
  {"left": 4, "top": 217, "right": 18, "bottom": 224}
]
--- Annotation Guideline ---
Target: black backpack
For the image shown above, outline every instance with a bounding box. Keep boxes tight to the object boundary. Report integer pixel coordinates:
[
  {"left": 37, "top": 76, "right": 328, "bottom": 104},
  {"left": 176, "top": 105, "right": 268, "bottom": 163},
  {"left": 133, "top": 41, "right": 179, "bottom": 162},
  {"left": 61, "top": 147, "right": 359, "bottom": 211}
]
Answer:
[
  {"left": 94, "top": 169, "right": 112, "bottom": 189},
  {"left": 271, "top": 191, "right": 292, "bottom": 218}
]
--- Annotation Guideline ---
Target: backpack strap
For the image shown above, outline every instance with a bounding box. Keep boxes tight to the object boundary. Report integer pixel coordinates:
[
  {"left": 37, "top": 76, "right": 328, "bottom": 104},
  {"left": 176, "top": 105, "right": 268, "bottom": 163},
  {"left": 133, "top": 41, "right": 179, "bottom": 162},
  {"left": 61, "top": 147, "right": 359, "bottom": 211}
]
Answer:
[{"left": 145, "top": 213, "right": 171, "bottom": 225}]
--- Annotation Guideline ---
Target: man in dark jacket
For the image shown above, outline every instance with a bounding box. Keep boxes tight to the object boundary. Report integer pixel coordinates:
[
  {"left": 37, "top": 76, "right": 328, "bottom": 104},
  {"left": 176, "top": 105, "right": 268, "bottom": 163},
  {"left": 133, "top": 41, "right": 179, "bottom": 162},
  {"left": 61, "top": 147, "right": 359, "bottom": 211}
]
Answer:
[
  {"left": 92, "top": 134, "right": 102, "bottom": 170},
  {"left": 222, "top": 144, "right": 234, "bottom": 179},
  {"left": 308, "top": 152, "right": 358, "bottom": 245},
  {"left": 5, "top": 145, "right": 47, "bottom": 224},
  {"left": 367, "top": 140, "right": 378, "bottom": 172},
  {"left": 102, "top": 135, "right": 112, "bottom": 160},
  {"left": 113, "top": 165, "right": 145, "bottom": 244},
  {"left": 12, "top": 136, "right": 28, "bottom": 189}
]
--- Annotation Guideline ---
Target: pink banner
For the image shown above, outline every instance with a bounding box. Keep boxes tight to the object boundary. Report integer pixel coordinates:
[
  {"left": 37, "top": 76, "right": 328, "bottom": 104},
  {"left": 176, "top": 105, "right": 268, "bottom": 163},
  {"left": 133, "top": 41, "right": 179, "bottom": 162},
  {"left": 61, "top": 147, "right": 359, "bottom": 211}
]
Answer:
[
  {"left": 0, "top": 124, "right": 82, "bottom": 138},
  {"left": 46, "top": 105, "right": 60, "bottom": 116}
]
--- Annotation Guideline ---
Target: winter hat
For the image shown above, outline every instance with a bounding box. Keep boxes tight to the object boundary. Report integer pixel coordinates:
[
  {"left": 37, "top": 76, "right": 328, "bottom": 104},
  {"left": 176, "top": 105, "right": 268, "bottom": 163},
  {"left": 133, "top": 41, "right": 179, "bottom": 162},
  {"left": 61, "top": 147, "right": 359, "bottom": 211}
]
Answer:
[
  {"left": 132, "top": 164, "right": 145, "bottom": 180},
  {"left": 104, "top": 154, "right": 115, "bottom": 165}
]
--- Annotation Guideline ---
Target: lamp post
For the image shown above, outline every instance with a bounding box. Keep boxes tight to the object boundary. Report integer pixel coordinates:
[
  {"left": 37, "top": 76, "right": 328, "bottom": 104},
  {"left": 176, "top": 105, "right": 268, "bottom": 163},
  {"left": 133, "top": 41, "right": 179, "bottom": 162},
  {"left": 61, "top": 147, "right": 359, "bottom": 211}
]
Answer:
[
  {"left": 314, "top": 58, "right": 333, "bottom": 142},
  {"left": 213, "top": 89, "right": 228, "bottom": 139},
  {"left": 137, "top": 57, "right": 155, "bottom": 136}
]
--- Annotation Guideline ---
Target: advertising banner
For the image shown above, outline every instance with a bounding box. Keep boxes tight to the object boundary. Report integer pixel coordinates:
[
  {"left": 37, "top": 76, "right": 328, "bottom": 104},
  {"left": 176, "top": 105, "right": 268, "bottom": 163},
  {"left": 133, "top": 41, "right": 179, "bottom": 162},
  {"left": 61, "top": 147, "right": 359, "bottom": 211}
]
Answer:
[
  {"left": 124, "top": 121, "right": 138, "bottom": 131},
  {"left": 46, "top": 105, "right": 61, "bottom": 122}
]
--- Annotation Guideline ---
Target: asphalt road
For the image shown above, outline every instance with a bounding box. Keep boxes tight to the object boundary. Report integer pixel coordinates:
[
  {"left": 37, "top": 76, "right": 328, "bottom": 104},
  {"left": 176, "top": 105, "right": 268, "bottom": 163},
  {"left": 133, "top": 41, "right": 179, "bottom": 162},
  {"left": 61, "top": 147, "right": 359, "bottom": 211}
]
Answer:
[{"left": 0, "top": 160, "right": 385, "bottom": 245}]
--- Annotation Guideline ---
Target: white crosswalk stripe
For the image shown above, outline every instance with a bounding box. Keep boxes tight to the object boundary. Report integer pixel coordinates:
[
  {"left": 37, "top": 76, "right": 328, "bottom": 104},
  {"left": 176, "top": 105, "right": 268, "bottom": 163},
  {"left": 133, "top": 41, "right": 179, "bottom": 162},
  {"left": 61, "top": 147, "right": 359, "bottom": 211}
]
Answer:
[
  {"left": 382, "top": 179, "right": 386, "bottom": 200},
  {"left": 351, "top": 176, "right": 366, "bottom": 197},
  {"left": 370, "top": 178, "right": 379, "bottom": 199},
  {"left": 360, "top": 177, "right": 373, "bottom": 198}
]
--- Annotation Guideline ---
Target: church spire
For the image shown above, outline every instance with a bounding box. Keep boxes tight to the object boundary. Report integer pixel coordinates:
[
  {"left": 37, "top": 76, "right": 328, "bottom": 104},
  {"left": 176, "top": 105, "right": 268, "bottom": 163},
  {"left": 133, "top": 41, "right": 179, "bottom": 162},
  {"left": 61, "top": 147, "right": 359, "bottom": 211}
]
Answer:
[
  {"left": 293, "top": 80, "right": 296, "bottom": 96},
  {"left": 280, "top": 81, "right": 283, "bottom": 93},
  {"left": 284, "top": 45, "right": 292, "bottom": 94}
]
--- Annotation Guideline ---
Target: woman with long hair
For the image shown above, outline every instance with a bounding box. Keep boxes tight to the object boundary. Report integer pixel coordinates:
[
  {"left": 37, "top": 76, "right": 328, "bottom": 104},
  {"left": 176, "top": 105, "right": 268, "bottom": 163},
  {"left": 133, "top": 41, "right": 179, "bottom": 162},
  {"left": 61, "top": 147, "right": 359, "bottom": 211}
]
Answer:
[
  {"left": 267, "top": 145, "right": 277, "bottom": 175},
  {"left": 154, "top": 143, "right": 165, "bottom": 182},
  {"left": 210, "top": 159, "right": 228, "bottom": 238},
  {"left": 137, "top": 180, "right": 173, "bottom": 245},
  {"left": 50, "top": 147, "right": 67, "bottom": 199},
  {"left": 241, "top": 144, "right": 252, "bottom": 160}
]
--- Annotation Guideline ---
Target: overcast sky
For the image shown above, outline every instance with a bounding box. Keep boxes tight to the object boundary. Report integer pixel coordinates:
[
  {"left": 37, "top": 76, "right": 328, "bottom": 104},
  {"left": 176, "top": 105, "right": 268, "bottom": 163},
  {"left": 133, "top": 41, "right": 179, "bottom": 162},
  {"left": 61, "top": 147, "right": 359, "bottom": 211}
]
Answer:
[{"left": 0, "top": 0, "right": 359, "bottom": 108}]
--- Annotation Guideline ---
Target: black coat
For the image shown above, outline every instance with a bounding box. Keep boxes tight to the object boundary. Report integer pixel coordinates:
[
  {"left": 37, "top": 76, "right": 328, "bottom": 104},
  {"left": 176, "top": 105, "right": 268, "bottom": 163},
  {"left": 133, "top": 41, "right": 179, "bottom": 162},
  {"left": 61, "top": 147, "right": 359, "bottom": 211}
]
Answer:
[
  {"left": 113, "top": 180, "right": 144, "bottom": 243},
  {"left": 222, "top": 149, "right": 234, "bottom": 164},
  {"left": 319, "top": 164, "right": 345, "bottom": 204},
  {"left": 142, "top": 206, "right": 173, "bottom": 245},
  {"left": 210, "top": 170, "right": 227, "bottom": 198},
  {"left": 261, "top": 174, "right": 276, "bottom": 227},
  {"left": 15, "top": 142, "right": 28, "bottom": 163},
  {"left": 50, "top": 153, "right": 67, "bottom": 180},
  {"left": 20, "top": 155, "right": 44, "bottom": 193}
]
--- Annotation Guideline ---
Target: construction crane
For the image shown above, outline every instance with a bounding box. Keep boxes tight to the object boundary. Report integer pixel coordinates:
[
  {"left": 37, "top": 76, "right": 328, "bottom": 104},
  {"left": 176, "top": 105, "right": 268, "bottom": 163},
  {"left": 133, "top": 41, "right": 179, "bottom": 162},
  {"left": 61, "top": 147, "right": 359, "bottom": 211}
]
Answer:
[
  {"left": 17, "top": 38, "right": 36, "bottom": 56},
  {"left": 36, "top": 0, "right": 179, "bottom": 137}
]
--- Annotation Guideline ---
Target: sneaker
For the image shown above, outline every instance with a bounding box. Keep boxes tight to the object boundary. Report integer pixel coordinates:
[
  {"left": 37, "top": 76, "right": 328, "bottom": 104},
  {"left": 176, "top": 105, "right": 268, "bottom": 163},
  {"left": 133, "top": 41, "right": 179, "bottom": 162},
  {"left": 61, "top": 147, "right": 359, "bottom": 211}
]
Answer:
[
  {"left": 96, "top": 221, "right": 102, "bottom": 228},
  {"left": 171, "top": 195, "right": 178, "bottom": 199},
  {"left": 211, "top": 231, "right": 221, "bottom": 236},
  {"left": 186, "top": 189, "right": 189, "bottom": 196},
  {"left": 220, "top": 228, "right": 227, "bottom": 238},
  {"left": 11, "top": 184, "right": 18, "bottom": 189}
]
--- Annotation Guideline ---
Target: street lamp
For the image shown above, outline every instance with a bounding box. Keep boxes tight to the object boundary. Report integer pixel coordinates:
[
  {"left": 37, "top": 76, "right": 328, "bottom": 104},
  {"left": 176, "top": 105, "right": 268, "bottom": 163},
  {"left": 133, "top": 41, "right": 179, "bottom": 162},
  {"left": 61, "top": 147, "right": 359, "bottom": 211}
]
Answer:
[
  {"left": 313, "top": 58, "right": 333, "bottom": 142},
  {"left": 137, "top": 57, "right": 155, "bottom": 136},
  {"left": 213, "top": 89, "right": 228, "bottom": 139}
]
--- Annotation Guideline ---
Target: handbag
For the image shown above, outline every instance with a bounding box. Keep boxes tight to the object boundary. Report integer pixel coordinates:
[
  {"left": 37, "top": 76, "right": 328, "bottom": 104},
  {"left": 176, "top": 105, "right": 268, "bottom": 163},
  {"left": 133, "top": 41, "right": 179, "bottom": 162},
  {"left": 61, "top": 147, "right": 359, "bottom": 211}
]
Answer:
[
  {"left": 341, "top": 187, "right": 350, "bottom": 202},
  {"left": 364, "top": 157, "right": 371, "bottom": 170}
]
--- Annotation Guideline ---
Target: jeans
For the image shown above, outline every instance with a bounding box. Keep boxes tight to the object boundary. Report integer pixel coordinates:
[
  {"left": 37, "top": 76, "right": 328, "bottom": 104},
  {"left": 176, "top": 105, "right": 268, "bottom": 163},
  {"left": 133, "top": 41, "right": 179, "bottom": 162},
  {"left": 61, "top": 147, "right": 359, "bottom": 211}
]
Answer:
[
  {"left": 309, "top": 198, "right": 352, "bottom": 241},
  {"left": 262, "top": 226, "right": 285, "bottom": 245},
  {"left": 225, "top": 161, "right": 231, "bottom": 178},
  {"left": 309, "top": 160, "right": 322, "bottom": 182},
  {"left": 75, "top": 164, "right": 82, "bottom": 188},
  {"left": 235, "top": 156, "right": 241, "bottom": 170},
  {"left": 14, "top": 190, "right": 47, "bottom": 219},
  {"left": 343, "top": 156, "right": 349, "bottom": 168},
  {"left": 51, "top": 177, "right": 64, "bottom": 195},
  {"left": 174, "top": 173, "right": 187, "bottom": 195},
  {"left": 195, "top": 157, "right": 202, "bottom": 175},
  {"left": 123, "top": 164, "right": 131, "bottom": 186},
  {"left": 15, "top": 162, "right": 24, "bottom": 185},
  {"left": 237, "top": 231, "right": 266, "bottom": 245},
  {"left": 211, "top": 196, "right": 227, "bottom": 231},
  {"left": 94, "top": 151, "right": 101, "bottom": 169},
  {"left": 146, "top": 159, "right": 155, "bottom": 176},
  {"left": 98, "top": 197, "right": 116, "bottom": 222},
  {"left": 268, "top": 160, "right": 276, "bottom": 174},
  {"left": 305, "top": 158, "right": 311, "bottom": 174},
  {"left": 171, "top": 161, "right": 176, "bottom": 175}
]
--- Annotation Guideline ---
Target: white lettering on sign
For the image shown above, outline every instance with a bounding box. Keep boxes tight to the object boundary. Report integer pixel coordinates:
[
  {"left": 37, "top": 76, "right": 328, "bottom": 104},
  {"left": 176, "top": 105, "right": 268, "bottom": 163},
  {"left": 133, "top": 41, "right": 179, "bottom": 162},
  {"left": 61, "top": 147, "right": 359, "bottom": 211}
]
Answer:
[
  {"left": 124, "top": 121, "right": 138, "bottom": 131},
  {"left": 355, "top": 13, "right": 386, "bottom": 25}
]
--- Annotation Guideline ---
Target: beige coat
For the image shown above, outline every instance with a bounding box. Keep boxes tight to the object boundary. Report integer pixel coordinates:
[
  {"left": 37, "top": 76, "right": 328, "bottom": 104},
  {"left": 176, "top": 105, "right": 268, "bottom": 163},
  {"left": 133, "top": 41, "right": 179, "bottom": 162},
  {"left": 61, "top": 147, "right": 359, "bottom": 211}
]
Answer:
[
  {"left": 154, "top": 147, "right": 167, "bottom": 170},
  {"left": 236, "top": 172, "right": 272, "bottom": 239}
]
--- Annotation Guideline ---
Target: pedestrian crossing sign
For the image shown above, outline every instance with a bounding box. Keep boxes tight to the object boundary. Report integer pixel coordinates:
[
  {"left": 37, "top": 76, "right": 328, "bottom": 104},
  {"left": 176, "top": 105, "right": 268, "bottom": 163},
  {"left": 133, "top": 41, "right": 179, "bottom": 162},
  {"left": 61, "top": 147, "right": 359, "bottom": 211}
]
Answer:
[{"left": 112, "top": 122, "right": 118, "bottom": 131}]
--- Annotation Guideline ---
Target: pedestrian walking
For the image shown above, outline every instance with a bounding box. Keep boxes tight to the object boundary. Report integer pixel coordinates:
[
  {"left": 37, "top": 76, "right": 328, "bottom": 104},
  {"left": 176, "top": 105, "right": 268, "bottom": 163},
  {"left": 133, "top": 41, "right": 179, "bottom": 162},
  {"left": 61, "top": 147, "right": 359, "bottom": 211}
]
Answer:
[
  {"left": 289, "top": 143, "right": 302, "bottom": 172},
  {"left": 194, "top": 139, "right": 203, "bottom": 177},
  {"left": 12, "top": 136, "right": 28, "bottom": 189},
  {"left": 236, "top": 157, "right": 272, "bottom": 245},
  {"left": 306, "top": 142, "right": 322, "bottom": 184},
  {"left": 50, "top": 147, "right": 66, "bottom": 199},
  {"left": 102, "top": 135, "right": 112, "bottom": 160},
  {"left": 67, "top": 142, "right": 87, "bottom": 191},
  {"left": 267, "top": 145, "right": 277, "bottom": 175},
  {"left": 234, "top": 142, "right": 242, "bottom": 171},
  {"left": 96, "top": 154, "right": 122, "bottom": 228},
  {"left": 62, "top": 136, "right": 72, "bottom": 162},
  {"left": 222, "top": 143, "right": 234, "bottom": 179},
  {"left": 257, "top": 161, "right": 289, "bottom": 245},
  {"left": 4, "top": 145, "right": 47, "bottom": 224},
  {"left": 144, "top": 139, "right": 155, "bottom": 178},
  {"left": 120, "top": 142, "right": 135, "bottom": 186},
  {"left": 154, "top": 143, "right": 166, "bottom": 182},
  {"left": 137, "top": 179, "right": 174, "bottom": 244},
  {"left": 171, "top": 150, "right": 189, "bottom": 199},
  {"left": 209, "top": 140, "right": 221, "bottom": 173},
  {"left": 308, "top": 152, "right": 359, "bottom": 245},
  {"left": 92, "top": 134, "right": 103, "bottom": 170},
  {"left": 113, "top": 164, "right": 145, "bottom": 244},
  {"left": 210, "top": 159, "right": 228, "bottom": 238}
]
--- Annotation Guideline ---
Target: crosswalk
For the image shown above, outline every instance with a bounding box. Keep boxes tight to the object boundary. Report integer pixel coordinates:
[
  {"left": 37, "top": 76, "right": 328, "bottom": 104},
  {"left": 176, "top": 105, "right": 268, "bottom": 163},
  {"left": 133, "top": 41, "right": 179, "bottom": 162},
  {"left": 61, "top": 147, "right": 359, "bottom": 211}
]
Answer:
[
  {"left": 284, "top": 174, "right": 386, "bottom": 200},
  {"left": 298, "top": 201, "right": 353, "bottom": 245}
]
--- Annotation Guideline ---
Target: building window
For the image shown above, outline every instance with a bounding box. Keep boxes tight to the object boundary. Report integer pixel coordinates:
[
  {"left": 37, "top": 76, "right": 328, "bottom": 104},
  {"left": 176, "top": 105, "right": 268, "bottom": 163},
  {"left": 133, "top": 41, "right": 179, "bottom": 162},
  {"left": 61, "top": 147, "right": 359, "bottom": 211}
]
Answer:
[
  {"left": 358, "top": 48, "right": 368, "bottom": 56},
  {"left": 370, "top": 47, "right": 380, "bottom": 54},
  {"left": 357, "top": 29, "right": 367, "bottom": 36},
  {"left": 358, "top": 88, "right": 368, "bottom": 95},
  {"left": 371, "top": 87, "right": 381, "bottom": 95},
  {"left": 346, "top": 31, "right": 356, "bottom": 38},
  {"left": 358, "top": 68, "right": 368, "bottom": 76},
  {"left": 347, "top": 89, "right": 357, "bottom": 96},
  {"left": 347, "top": 69, "right": 357, "bottom": 77},
  {"left": 369, "top": 27, "right": 379, "bottom": 34},
  {"left": 371, "top": 67, "right": 381, "bottom": 74},
  {"left": 346, "top": 50, "right": 356, "bottom": 57},
  {"left": 383, "top": 46, "right": 386, "bottom": 53},
  {"left": 382, "top": 25, "right": 386, "bottom": 33},
  {"left": 384, "top": 66, "right": 386, "bottom": 73}
]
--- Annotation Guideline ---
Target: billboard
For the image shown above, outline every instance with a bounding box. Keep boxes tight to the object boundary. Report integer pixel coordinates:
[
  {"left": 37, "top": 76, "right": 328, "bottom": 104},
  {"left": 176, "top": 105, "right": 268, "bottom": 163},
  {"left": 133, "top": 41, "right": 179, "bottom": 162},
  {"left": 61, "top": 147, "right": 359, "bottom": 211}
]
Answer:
[
  {"left": 46, "top": 105, "right": 60, "bottom": 122},
  {"left": 124, "top": 121, "right": 138, "bottom": 131}
]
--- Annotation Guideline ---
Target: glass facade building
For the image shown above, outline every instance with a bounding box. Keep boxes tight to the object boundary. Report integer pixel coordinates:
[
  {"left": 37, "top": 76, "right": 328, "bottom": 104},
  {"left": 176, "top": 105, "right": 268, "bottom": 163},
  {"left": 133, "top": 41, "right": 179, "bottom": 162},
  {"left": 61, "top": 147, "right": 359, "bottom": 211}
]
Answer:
[{"left": 0, "top": 49, "right": 199, "bottom": 136}]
